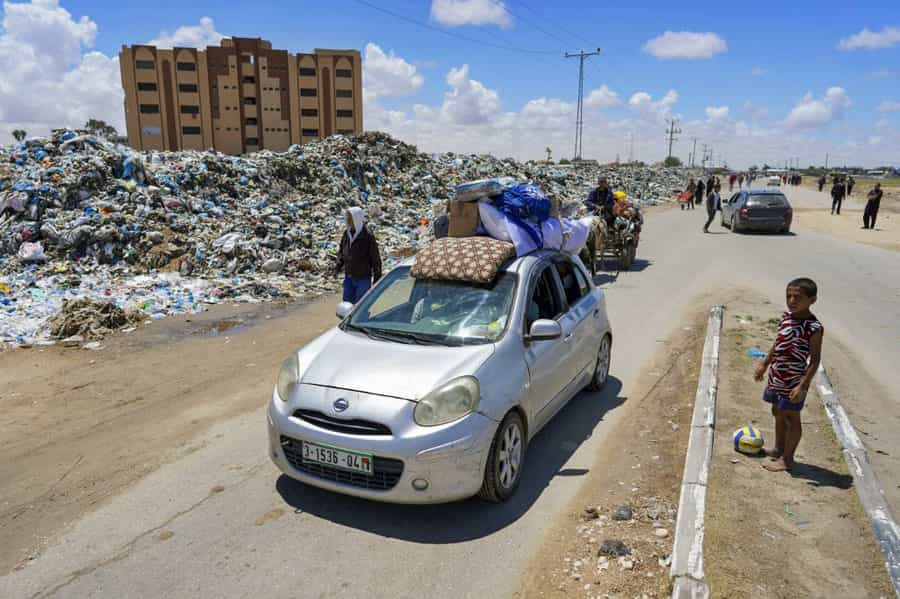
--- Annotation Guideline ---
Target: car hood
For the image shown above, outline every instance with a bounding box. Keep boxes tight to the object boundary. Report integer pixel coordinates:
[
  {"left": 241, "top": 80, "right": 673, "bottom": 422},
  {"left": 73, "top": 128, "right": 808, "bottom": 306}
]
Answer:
[{"left": 299, "top": 328, "right": 496, "bottom": 401}]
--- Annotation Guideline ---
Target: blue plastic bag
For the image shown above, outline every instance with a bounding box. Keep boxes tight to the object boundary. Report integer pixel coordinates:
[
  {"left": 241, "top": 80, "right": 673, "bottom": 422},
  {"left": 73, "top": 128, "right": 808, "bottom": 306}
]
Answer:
[{"left": 500, "top": 183, "right": 551, "bottom": 224}]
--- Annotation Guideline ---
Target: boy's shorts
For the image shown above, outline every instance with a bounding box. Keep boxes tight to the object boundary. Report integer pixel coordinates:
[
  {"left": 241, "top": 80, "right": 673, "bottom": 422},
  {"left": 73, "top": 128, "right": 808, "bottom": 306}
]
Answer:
[{"left": 763, "top": 386, "right": 805, "bottom": 411}]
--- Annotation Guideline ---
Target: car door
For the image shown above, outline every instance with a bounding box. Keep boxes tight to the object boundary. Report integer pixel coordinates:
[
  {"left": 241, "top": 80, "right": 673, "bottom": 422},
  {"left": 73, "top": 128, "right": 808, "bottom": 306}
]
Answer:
[
  {"left": 723, "top": 192, "right": 739, "bottom": 221},
  {"left": 522, "top": 263, "right": 572, "bottom": 431},
  {"left": 553, "top": 257, "right": 599, "bottom": 383}
]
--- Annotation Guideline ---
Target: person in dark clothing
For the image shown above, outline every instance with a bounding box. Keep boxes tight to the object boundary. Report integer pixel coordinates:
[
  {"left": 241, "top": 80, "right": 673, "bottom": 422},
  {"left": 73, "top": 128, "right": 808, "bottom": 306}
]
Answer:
[
  {"left": 703, "top": 184, "right": 722, "bottom": 233},
  {"left": 586, "top": 177, "right": 616, "bottom": 224},
  {"left": 818, "top": 175, "right": 826, "bottom": 192},
  {"left": 683, "top": 178, "right": 697, "bottom": 210},
  {"left": 863, "top": 183, "right": 883, "bottom": 229},
  {"left": 695, "top": 178, "right": 706, "bottom": 208},
  {"left": 830, "top": 181, "right": 846, "bottom": 215},
  {"left": 336, "top": 207, "right": 382, "bottom": 303},
  {"left": 847, "top": 176, "right": 855, "bottom": 196}
]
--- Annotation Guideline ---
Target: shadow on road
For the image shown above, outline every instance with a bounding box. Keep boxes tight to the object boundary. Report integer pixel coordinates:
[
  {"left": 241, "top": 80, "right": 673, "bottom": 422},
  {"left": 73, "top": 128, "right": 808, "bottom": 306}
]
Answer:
[
  {"left": 275, "top": 377, "right": 626, "bottom": 543},
  {"left": 790, "top": 462, "right": 854, "bottom": 489}
]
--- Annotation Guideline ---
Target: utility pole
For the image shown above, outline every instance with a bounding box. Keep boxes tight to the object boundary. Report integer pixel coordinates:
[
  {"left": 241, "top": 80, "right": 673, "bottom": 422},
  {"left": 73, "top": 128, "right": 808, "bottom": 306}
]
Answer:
[
  {"left": 627, "top": 132, "right": 634, "bottom": 164},
  {"left": 565, "top": 48, "right": 602, "bottom": 161},
  {"left": 665, "top": 118, "right": 682, "bottom": 159},
  {"left": 825, "top": 153, "right": 829, "bottom": 170},
  {"left": 690, "top": 137, "right": 698, "bottom": 168}
]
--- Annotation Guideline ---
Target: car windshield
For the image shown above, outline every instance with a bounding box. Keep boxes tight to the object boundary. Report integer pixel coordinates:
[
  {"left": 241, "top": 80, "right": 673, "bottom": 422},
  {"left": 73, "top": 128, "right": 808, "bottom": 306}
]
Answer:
[
  {"left": 748, "top": 193, "right": 787, "bottom": 206},
  {"left": 344, "top": 266, "right": 517, "bottom": 346}
]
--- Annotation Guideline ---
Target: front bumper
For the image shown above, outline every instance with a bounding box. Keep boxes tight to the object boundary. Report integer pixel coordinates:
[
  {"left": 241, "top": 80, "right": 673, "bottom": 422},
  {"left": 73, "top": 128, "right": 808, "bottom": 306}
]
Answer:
[{"left": 267, "top": 386, "right": 496, "bottom": 503}]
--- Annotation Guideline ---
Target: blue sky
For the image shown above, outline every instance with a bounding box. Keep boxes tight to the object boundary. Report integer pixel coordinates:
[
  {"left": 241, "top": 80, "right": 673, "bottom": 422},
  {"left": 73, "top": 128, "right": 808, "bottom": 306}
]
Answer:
[{"left": 2, "top": 0, "right": 899, "bottom": 166}]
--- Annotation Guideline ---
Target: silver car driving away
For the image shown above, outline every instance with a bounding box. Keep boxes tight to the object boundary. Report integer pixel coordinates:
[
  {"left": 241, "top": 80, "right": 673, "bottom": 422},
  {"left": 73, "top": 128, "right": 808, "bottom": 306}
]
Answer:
[{"left": 267, "top": 250, "right": 613, "bottom": 503}]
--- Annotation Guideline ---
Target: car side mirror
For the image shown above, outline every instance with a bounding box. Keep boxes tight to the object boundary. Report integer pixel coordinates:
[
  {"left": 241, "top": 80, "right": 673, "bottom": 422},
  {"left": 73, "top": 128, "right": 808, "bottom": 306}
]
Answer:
[
  {"left": 336, "top": 301, "right": 354, "bottom": 320},
  {"left": 526, "top": 319, "right": 562, "bottom": 342}
]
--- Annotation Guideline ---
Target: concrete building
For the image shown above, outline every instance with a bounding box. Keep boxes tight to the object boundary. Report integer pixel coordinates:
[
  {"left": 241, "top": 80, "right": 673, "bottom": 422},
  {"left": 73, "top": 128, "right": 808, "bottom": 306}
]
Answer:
[{"left": 119, "top": 37, "right": 363, "bottom": 154}]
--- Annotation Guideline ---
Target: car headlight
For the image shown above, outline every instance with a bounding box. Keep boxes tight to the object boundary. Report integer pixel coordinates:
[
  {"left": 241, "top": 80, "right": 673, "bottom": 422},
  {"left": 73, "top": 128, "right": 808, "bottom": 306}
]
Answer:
[
  {"left": 276, "top": 353, "right": 300, "bottom": 401},
  {"left": 414, "top": 376, "right": 480, "bottom": 426}
]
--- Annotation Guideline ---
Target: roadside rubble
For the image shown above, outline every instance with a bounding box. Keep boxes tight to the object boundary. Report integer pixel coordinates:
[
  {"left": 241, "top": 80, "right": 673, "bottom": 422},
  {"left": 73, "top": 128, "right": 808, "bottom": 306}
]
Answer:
[{"left": 1, "top": 129, "right": 688, "bottom": 347}]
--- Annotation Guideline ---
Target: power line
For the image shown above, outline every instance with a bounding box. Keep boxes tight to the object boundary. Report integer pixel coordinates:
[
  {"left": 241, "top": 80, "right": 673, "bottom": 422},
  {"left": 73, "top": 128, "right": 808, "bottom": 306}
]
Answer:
[
  {"left": 510, "top": 0, "right": 596, "bottom": 47},
  {"left": 665, "top": 118, "right": 682, "bottom": 159},
  {"left": 351, "top": 0, "right": 558, "bottom": 55},
  {"left": 485, "top": 0, "right": 571, "bottom": 46},
  {"left": 565, "top": 49, "right": 602, "bottom": 160}
]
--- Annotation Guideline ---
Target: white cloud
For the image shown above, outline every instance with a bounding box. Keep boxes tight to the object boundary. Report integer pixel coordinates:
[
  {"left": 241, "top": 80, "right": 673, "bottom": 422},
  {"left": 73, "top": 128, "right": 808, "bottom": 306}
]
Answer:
[
  {"left": 430, "top": 0, "right": 511, "bottom": 28},
  {"left": 869, "top": 136, "right": 882, "bottom": 146},
  {"left": 628, "top": 89, "right": 679, "bottom": 124},
  {"left": 743, "top": 101, "right": 769, "bottom": 121},
  {"left": 877, "top": 100, "right": 900, "bottom": 113},
  {"left": 440, "top": 64, "right": 501, "bottom": 125},
  {"left": 0, "top": 0, "right": 121, "bottom": 141},
  {"left": 705, "top": 106, "right": 729, "bottom": 123},
  {"left": 784, "top": 87, "right": 851, "bottom": 129},
  {"left": 584, "top": 85, "right": 621, "bottom": 109},
  {"left": 363, "top": 43, "right": 424, "bottom": 99},
  {"left": 751, "top": 66, "right": 767, "bottom": 76},
  {"left": 642, "top": 31, "right": 727, "bottom": 59},
  {"left": 838, "top": 26, "right": 900, "bottom": 50},
  {"left": 147, "top": 16, "right": 223, "bottom": 49}
]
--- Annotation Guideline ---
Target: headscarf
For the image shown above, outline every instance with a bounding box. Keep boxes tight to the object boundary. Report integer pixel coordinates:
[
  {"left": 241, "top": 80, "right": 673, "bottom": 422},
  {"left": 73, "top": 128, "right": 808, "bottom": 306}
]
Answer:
[{"left": 346, "top": 207, "right": 365, "bottom": 245}]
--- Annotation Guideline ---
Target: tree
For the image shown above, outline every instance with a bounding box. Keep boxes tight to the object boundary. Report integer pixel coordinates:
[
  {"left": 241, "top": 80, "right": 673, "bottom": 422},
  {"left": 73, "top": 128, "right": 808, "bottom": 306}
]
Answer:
[
  {"left": 663, "top": 156, "right": 683, "bottom": 167},
  {"left": 559, "top": 158, "right": 571, "bottom": 165},
  {"left": 748, "top": 165, "right": 759, "bottom": 172},
  {"left": 12, "top": 129, "right": 26, "bottom": 142},
  {"left": 84, "top": 119, "right": 119, "bottom": 140}
]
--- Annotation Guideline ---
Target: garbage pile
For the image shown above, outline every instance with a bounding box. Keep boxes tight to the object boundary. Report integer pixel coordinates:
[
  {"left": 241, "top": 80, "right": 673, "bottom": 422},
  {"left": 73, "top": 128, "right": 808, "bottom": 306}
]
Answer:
[
  {"left": 0, "top": 129, "right": 685, "bottom": 347},
  {"left": 48, "top": 297, "right": 142, "bottom": 341}
]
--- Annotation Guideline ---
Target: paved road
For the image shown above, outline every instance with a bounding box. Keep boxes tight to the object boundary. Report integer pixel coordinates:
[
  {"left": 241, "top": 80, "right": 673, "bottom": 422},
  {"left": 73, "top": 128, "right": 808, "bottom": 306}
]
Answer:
[{"left": 4, "top": 196, "right": 898, "bottom": 599}]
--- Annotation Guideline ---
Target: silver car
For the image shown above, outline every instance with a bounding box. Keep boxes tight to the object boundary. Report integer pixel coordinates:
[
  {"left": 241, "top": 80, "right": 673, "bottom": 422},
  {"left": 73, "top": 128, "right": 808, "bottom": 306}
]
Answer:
[{"left": 267, "top": 250, "right": 613, "bottom": 504}]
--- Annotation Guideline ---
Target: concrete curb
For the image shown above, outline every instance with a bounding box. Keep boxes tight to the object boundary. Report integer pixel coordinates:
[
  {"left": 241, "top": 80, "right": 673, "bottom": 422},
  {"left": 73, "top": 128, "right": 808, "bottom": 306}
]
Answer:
[
  {"left": 815, "top": 365, "right": 900, "bottom": 598},
  {"left": 669, "top": 305, "right": 723, "bottom": 599}
]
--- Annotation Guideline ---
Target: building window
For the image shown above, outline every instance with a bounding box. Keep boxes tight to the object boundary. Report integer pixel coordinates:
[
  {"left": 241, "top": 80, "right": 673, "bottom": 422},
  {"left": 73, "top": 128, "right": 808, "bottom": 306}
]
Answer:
[
  {"left": 336, "top": 89, "right": 353, "bottom": 98},
  {"left": 336, "top": 109, "right": 353, "bottom": 118},
  {"left": 301, "top": 108, "right": 318, "bottom": 117},
  {"left": 245, "top": 137, "right": 259, "bottom": 145},
  {"left": 180, "top": 105, "right": 200, "bottom": 114},
  {"left": 137, "top": 82, "right": 157, "bottom": 92},
  {"left": 142, "top": 126, "right": 161, "bottom": 135},
  {"left": 243, "top": 97, "right": 257, "bottom": 105},
  {"left": 337, "top": 129, "right": 354, "bottom": 135},
  {"left": 300, "top": 88, "right": 317, "bottom": 97},
  {"left": 136, "top": 60, "right": 155, "bottom": 69},
  {"left": 245, "top": 117, "right": 258, "bottom": 125},
  {"left": 302, "top": 129, "right": 319, "bottom": 137},
  {"left": 336, "top": 69, "right": 352, "bottom": 78},
  {"left": 182, "top": 126, "right": 202, "bottom": 135},
  {"left": 299, "top": 67, "right": 316, "bottom": 76},
  {"left": 242, "top": 76, "right": 255, "bottom": 84},
  {"left": 178, "top": 83, "right": 198, "bottom": 93},
  {"left": 176, "top": 62, "right": 196, "bottom": 71},
  {"left": 139, "top": 104, "right": 160, "bottom": 114}
]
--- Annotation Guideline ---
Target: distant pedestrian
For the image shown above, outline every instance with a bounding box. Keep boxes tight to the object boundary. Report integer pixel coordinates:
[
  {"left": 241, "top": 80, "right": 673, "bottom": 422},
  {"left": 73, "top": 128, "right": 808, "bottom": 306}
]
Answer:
[
  {"left": 695, "top": 178, "right": 706, "bottom": 208},
  {"left": 754, "top": 278, "right": 824, "bottom": 473},
  {"left": 817, "top": 175, "right": 825, "bottom": 192},
  {"left": 738, "top": 174, "right": 745, "bottom": 188},
  {"left": 729, "top": 174, "right": 736, "bottom": 191},
  {"left": 683, "top": 178, "right": 697, "bottom": 211},
  {"left": 863, "top": 183, "right": 883, "bottom": 230},
  {"left": 847, "top": 176, "right": 855, "bottom": 196},
  {"left": 703, "top": 184, "right": 721, "bottom": 233},
  {"left": 830, "top": 180, "right": 845, "bottom": 215},
  {"left": 336, "top": 207, "right": 382, "bottom": 303}
]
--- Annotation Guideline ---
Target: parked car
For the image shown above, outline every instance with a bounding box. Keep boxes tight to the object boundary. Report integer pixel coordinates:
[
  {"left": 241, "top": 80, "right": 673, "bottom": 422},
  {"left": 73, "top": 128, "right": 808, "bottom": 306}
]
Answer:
[
  {"left": 721, "top": 190, "right": 793, "bottom": 233},
  {"left": 267, "top": 250, "right": 613, "bottom": 504},
  {"left": 766, "top": 175, "right": 781, "bottom": 186}
]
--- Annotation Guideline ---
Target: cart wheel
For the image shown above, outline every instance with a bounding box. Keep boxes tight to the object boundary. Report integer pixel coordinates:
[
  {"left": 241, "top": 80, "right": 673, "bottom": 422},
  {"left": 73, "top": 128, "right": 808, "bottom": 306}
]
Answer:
[{"left": 620, "top": 242, "right": 636, "bottom": 270}]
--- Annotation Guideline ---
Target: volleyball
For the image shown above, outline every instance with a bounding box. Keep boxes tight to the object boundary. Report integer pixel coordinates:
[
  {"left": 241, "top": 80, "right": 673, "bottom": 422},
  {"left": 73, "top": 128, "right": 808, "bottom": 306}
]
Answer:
[{"left": 733, "top": 425, "right": 764, "bottom": 455}]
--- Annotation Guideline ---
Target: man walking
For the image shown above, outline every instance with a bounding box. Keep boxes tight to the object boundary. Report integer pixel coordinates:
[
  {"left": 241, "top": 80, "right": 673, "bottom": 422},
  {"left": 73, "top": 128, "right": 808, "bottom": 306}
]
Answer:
[
  {"left": 847, "top": 175, "right": 855, "bottom": 196},
  {"left": 336, "top": 207, "right": 382, "bottom": 303},
  {"left": 818, "top": 174, "right": 826, "bottom": 192},
  {"left": 863, "top": 183, "right": 883, "bottom": 229},
  {"left": 830, "top": 179, "right": 846, "bottom": 215},
  {"left": 683, "top": 178, "right": 697, "bottom": 211},
  {"left": 703, "top": 183, "right": 722, "bottom": 233},
  {"left": 695, "top": 177, "right": 706, "bottom": 209}
]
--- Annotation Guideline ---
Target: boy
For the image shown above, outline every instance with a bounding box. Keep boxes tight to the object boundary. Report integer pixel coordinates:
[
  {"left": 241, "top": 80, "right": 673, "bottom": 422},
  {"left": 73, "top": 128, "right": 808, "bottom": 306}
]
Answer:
[{"left": 754, "top": 278, "right": 824, "bottom": 472}]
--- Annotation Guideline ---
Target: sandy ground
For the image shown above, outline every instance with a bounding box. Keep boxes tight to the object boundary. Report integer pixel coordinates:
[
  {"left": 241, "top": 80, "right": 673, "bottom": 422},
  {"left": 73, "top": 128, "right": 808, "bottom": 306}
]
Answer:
[
  {"left": 518, "top": 302, "right": 708, "bottom": 598},
  {"left": 704, "top": 295, "right": 891, "bottom": 598},
  {"left": 0, "top": 294, "right": 340, "bottom": 572}
]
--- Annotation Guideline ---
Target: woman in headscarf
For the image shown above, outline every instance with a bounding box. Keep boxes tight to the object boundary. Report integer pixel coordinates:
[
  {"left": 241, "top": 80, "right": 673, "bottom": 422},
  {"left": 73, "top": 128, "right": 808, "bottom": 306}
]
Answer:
[{"left": 336, "top": 207, "right": 382, "bottom": 303}]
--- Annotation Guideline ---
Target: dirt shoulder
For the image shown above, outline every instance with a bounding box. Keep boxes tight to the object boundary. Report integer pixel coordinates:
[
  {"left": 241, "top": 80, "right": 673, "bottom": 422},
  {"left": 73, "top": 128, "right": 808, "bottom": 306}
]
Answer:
[
  {"left": 519, "top": 302, "right": 710, "bottom": 599},
  {"left": 704, "top": 295, "right": 892, "bottom": 598},
  {"left": 0, "top": 294, "right": 340, "bottom": 573}
]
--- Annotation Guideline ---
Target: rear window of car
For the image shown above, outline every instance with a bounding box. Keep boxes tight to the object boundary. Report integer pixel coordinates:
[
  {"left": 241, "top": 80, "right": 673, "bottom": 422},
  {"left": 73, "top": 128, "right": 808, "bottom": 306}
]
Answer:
[{"left": 748, "top": 194, "right": 787, "bottom": 206}]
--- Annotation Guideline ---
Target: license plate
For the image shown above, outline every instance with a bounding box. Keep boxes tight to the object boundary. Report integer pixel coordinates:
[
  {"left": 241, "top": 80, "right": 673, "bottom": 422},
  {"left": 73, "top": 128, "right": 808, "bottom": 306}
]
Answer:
[{"left": 301, "top": 441, "right": 374, "bottom": 475}]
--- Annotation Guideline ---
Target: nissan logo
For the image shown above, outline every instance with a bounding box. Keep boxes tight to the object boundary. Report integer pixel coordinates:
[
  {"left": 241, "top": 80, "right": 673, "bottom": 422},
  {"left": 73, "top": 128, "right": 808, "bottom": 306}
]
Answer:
[{"left": 333, "top": 398, "right": 350, "bottom": 413}]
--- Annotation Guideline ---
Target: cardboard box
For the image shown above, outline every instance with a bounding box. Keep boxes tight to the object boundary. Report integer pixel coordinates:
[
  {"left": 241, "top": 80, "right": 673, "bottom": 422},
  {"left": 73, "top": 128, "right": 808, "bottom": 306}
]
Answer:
[{"left": 448, "top": 200, "right": 480, "bottom": 237}]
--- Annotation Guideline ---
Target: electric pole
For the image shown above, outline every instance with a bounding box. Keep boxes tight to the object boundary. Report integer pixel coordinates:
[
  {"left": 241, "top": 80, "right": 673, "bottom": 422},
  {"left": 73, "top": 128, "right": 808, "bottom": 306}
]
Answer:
[
  {"left": 665, "top": 118, "right": 682, "bottom": 160},
  {"left": 690, "top": 137, "right": 698, "bottom": 168},
  {"left": 627, "top": 132, "right": 634, "bottom": 164},
  {"left": 565, "top": 48, "right": 602, "bottom": 161},
  {"left": 825, "top": 153, "right": 829, "bottom": 170}
]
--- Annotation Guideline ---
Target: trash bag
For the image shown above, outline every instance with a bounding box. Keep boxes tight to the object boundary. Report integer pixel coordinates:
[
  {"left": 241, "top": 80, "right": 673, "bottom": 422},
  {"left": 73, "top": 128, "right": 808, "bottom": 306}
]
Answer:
[{"left": 499, "top": 183, "right": 551, "bottom": 223}]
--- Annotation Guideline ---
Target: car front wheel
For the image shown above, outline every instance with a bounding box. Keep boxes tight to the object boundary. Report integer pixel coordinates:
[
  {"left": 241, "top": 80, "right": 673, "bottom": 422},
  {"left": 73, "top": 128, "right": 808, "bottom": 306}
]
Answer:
[
  {"left": 588, "top": 334, "right": 612, "bottom": 391},
  {"left": 478, "top": 412, "right": 525, "bottom": 503}
]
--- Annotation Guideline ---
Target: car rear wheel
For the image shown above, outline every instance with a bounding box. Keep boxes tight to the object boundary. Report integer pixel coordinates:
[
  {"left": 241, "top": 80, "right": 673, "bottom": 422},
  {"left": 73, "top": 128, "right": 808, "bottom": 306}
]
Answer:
[
  {"left": 588, "top": 334, "right": 612, "bottom": 391},
  {"left": 478, "top": 412, "right": 525, "bottom": 503}
]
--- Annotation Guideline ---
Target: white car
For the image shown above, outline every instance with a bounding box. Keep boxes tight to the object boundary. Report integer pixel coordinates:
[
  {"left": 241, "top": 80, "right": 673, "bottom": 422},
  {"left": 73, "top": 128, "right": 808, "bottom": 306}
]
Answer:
[
  {"left": 267, "top": 250, "right": 613, "bottom": 503},
  {"left": 767, "top": 175, "right": 781, "bottom": 186}
]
